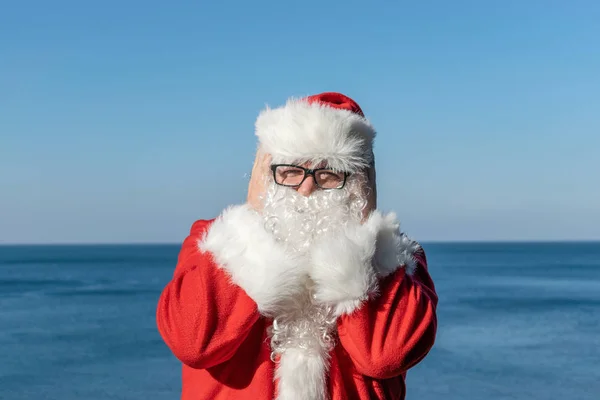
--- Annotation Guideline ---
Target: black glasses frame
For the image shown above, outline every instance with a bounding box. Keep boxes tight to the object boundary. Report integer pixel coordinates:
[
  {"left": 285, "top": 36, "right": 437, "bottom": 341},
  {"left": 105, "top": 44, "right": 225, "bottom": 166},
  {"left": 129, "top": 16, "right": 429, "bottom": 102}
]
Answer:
[{"left": 270, "top": 164, "right": 349, "bottom": 190}]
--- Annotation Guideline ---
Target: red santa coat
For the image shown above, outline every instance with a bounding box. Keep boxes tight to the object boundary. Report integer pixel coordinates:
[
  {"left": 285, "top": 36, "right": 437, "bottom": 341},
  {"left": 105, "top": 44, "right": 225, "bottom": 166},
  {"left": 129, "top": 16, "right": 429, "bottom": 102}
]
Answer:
[{"left": 157, "top": 204, "right": 438, "bottom": 400}]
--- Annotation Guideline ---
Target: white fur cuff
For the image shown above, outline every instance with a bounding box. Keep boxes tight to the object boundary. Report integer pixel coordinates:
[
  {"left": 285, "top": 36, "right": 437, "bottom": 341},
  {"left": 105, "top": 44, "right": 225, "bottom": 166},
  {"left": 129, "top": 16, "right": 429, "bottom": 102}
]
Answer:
[
  {"left": 199, "top": 204, "right": 307, "bottom": 316},
  {"left": 309, "top": 211, "right": 421, "bottom": 316},
  {"left": 309, "top": 223, "right": 378, "bottom": 316}
]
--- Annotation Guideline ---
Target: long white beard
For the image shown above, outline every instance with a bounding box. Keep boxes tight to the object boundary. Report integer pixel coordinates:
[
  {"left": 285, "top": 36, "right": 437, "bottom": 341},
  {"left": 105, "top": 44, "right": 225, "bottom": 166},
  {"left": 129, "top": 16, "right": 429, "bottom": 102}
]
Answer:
[{"left": 259, "top": 175, "right": 369, "bottom": 400}]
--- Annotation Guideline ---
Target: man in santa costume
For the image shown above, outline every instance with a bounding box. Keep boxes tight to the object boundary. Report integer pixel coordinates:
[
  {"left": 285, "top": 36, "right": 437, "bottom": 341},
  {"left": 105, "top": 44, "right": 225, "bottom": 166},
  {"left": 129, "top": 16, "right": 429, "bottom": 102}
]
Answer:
[{"left": 156, "top": 92, "right": 438, "bottom": 400}]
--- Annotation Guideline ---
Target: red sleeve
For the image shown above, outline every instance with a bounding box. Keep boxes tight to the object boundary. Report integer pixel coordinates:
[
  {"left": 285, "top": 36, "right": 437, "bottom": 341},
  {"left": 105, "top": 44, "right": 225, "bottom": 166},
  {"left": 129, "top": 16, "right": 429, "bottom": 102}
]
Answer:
[
  {"left": 337, "top": 249, "right": 438, "bottom": 379},
  {"left": 156, "top": 220, "right": 261, "bottom": 369}
]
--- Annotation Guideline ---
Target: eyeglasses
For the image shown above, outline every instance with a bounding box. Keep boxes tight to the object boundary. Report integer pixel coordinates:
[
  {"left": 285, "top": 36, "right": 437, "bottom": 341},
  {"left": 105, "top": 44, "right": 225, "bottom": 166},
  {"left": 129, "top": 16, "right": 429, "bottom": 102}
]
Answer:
[{"left": 270, "top": 164, "right": 349, "bottom": 190}]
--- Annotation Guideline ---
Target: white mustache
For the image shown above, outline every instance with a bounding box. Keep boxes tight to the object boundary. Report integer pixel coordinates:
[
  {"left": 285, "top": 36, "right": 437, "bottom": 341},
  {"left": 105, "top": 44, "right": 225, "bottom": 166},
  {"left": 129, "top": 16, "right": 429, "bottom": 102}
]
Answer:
[{"left": 260, "top": 176, "right": 367, "bottom": 253}]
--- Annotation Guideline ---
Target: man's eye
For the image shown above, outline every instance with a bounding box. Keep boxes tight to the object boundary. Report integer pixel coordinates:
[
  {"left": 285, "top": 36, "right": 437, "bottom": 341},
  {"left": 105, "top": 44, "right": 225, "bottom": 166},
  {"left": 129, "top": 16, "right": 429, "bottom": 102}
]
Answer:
[
  {"left": 281, "top": 169, "right": 303, "bottom": 176},
  {"left": 317, "top": 171, "right": 341, "bottom": 179}
]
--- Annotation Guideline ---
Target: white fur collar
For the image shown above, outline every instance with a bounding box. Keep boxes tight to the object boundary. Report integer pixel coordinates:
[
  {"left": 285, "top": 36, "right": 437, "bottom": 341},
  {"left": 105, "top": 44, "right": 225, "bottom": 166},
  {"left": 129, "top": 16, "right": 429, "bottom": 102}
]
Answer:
[{"left": 199, "top": 203, "right": 420, "bottom": 400}]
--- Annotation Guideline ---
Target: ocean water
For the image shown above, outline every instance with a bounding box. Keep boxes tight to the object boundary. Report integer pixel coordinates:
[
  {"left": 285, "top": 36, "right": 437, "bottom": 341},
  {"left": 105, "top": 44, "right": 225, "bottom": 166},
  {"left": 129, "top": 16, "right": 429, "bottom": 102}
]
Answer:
[{"left": 1, "top": 242, "right": 599, "bottom": 400}]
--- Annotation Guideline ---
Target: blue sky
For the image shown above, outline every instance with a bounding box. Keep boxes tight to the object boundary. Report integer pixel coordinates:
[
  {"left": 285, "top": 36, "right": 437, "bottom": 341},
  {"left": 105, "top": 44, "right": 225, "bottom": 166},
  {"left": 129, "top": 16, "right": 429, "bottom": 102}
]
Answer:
[{"left": 1, "top": 0, "right": 599, "bottom": 243}]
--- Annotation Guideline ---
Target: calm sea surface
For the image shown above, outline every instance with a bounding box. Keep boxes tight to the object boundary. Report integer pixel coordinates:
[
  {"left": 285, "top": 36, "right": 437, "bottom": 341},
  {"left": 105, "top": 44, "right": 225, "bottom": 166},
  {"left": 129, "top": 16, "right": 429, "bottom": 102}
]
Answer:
[{"left": 1, "top": 242, "right": 599, "bottom": 399}]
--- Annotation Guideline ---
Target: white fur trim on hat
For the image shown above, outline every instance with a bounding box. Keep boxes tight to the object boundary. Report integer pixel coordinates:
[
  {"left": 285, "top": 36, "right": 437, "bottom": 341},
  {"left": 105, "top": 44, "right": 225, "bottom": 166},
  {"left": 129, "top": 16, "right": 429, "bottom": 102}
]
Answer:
[{"left": 255, "top": 98, "right": 376, "bottom": 172}]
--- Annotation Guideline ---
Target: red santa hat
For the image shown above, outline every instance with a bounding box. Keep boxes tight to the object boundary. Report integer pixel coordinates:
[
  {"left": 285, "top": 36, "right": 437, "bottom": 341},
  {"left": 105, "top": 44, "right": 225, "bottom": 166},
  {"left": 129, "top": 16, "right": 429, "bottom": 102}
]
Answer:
[{"left": 255, "top": 92, "right": 376, "bottom": 172}]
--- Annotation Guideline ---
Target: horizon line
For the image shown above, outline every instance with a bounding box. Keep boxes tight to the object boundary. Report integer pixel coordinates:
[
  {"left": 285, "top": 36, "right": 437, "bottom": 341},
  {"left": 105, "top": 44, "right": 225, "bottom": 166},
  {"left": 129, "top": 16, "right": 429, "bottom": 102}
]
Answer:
[{"left": 2, "top": 239, "right": 600, "bottom": 247}]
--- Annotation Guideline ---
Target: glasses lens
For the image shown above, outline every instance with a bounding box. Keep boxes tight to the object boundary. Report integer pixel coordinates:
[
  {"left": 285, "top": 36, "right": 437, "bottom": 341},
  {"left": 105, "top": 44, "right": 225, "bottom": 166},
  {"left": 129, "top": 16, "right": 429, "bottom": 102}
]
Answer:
[
  {"left": 315, "top": 170, "right": 345, "bottom": 189},
  {"left": 274, "top": 166, "right": 306, "bottom": 186}
]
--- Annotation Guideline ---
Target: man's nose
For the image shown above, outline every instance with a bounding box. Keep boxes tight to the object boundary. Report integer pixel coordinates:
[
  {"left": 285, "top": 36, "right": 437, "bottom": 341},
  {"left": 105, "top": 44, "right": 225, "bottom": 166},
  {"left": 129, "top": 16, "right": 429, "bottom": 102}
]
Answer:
[{"left": 296, "top": 175, "right": 317, "bottom": 197}]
